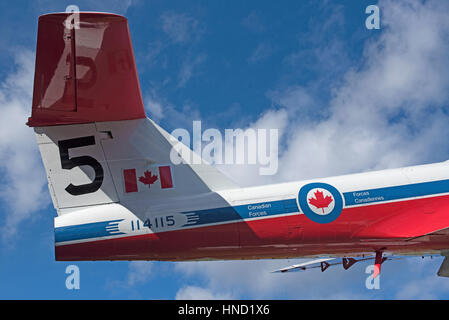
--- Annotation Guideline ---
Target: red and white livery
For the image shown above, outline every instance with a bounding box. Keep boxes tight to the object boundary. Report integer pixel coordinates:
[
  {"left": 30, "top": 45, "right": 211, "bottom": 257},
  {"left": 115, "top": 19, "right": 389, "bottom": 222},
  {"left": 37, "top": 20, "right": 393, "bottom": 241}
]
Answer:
[{"left": 28, "top": 12, "right": 449, "bottom": 278}]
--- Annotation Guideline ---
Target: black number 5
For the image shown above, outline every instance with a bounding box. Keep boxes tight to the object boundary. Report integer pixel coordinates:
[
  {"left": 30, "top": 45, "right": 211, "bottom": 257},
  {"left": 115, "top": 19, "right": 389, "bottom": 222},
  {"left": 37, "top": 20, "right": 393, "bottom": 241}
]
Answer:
[{"left": 58, "top": 136, "right": 104, "bottom": 196}]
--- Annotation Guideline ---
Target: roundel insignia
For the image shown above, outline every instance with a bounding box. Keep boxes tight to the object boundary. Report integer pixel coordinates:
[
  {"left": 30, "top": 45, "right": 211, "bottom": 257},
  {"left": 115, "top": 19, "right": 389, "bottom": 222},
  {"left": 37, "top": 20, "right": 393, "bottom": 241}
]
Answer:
[{"left": 297, "top": 182, "right": 344, "bottom": 224}]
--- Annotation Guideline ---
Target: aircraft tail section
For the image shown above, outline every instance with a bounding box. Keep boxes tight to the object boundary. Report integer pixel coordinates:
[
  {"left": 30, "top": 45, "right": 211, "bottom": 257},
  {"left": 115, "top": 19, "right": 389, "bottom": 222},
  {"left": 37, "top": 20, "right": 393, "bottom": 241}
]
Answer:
[
  {"left": 33, "top": 118, "right": 237, "bottom": 214},
  {"left": 28, "top": 12, "right": 236, "bottom": 214}
]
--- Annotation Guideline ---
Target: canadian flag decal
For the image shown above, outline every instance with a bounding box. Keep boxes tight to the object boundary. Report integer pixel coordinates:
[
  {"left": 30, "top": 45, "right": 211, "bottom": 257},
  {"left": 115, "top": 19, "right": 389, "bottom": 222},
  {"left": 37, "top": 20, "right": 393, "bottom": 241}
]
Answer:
[
  {"left": 123, "top": 165, "right": 174, "bottom": 193},
  {"left": 123, "top": 169, "right": 138, "bottom": 193},
  {"left": 158, "top": 166, "right": 174, "bottom": 189}
]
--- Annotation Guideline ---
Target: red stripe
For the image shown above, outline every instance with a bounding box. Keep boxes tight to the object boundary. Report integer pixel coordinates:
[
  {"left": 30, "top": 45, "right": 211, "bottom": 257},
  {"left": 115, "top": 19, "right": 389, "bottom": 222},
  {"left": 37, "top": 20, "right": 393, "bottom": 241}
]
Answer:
[
  {"left": 159, "top": 166, "right": 173, "bottom": 189},
  {"left": 123, "top": 169, "right": 138, "bottom": 193}
]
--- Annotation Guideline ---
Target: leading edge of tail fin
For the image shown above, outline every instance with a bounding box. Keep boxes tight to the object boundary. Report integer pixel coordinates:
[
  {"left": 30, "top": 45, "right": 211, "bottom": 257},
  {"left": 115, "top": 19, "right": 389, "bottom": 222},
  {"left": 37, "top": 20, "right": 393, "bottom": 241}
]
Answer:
[{"left": 27, "top": 12, "right": 145, "bottom": 127}]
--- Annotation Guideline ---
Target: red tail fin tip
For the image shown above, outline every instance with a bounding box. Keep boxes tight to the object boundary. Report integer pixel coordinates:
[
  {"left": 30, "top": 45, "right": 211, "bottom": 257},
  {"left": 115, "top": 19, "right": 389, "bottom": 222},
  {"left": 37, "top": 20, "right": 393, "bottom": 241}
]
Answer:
[{"left": 27, "top": 12, "right": 146, "bottom": 127}]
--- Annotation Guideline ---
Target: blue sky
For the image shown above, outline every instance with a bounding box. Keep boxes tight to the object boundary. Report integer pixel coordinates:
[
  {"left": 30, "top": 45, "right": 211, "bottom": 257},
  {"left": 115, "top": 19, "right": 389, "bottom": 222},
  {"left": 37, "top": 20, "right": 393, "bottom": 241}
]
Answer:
[{"left": 1, "top": 0, "right": 449, "bottom": 299}]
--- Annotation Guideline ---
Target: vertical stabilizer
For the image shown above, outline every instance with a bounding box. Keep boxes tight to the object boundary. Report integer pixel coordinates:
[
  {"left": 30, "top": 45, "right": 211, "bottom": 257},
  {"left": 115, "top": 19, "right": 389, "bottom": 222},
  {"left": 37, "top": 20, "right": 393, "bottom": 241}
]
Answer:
[{"left": 28, "top": 12, "right": 237, "bottom": 215}]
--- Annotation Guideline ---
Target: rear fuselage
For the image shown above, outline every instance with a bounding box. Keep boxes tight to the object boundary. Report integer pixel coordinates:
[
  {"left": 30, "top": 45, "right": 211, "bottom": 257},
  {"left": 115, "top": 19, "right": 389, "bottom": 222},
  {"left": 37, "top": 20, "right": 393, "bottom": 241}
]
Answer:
[{"left": 54, "top": 161, "right": 449, "bottom": 261}]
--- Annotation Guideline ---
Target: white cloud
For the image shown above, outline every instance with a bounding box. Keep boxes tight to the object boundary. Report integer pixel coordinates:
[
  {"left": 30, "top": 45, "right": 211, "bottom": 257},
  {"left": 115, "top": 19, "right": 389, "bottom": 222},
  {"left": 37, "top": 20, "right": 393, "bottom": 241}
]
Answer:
[
  {"left": 241, "top": 12, "right": 265, "bottom": 33},
  {"left": 268, "top": 85, "right": 320, "bottom": 123},
  {"left": 285, "top": 4, "right": 349, "bottom": 79},
  {"left": 175, "top": 0, "right": 449, "bottom": 299},
  {"left": 0, "top": 50, "right": 50, "bottom": 243},
  {"left": 394, "top": 274, "right": 449, "bottom": 299},
  {"left": 175, "top": 286, "right": 235, "bottom": 300},
  {"left": 174, "top": 260, "right": 377, "bottom": 299},
  {"left": 145, "top": 90, "right": 165, "bottom": 122},
  {"left": 178, "top": 54, "right": 207, "bottom": 87},
  {"left": 276, "top": 0, "right": 449, "bottom": 182},
  {"left": 161, "top": 12, "right": 201, "bottom": 44},
  {"left": 219, "top": 0, "right": 449, "bottom": 185},
  {"left": 144, "top": 88, "right": 203, "bottom": 130},
  {"left": 216, "top": 108, "right": 289, "bottom": 186},
  {"left": 126, "top": 261, "right": 153, "bottom": 286},
  {"left": 173, "top": 257, "right": 449, "bottom": 299},
  {"left": 248, "top": 43, "right": 273, "bottom": 64}
]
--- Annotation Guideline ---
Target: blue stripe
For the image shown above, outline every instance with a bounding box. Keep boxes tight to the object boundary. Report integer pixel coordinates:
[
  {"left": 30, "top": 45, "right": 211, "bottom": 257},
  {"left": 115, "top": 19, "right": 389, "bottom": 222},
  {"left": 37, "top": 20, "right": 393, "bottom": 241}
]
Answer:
[
  {"left": 180, "top": 179, "right": 449, "bottom": 227},
  {"left": 55, "top": 219, "right": 125, "bottom": 243},
  {"left": 55, "top": 179, "right": 449, "bottom": 243},
  {"left": 343, "top": 179, "right": 449, "bottom": 206},
  {"left": 181, "top": 199, "right": 299, "bottom": 227}
]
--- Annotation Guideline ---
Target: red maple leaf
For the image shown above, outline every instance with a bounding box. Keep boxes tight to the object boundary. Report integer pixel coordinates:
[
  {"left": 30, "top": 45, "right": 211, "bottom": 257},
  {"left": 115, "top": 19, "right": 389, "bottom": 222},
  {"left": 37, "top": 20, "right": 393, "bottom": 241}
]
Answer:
[
  {"left": 308, "top": 190, "right": 333, "bottom": 213},
  {"left": 138, "top": 170, "right": 158, "bottom": 188}
]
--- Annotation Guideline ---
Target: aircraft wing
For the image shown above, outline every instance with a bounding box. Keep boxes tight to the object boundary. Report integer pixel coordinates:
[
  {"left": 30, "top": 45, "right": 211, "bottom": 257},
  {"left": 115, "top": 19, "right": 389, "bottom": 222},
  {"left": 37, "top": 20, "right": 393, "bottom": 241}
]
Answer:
[
  {"left": 272, "top": 256, "right": 400, "bottom": 273},
  {"left": 272, "top": 258, "right": 336, "bottom": 273}
]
